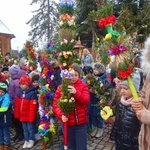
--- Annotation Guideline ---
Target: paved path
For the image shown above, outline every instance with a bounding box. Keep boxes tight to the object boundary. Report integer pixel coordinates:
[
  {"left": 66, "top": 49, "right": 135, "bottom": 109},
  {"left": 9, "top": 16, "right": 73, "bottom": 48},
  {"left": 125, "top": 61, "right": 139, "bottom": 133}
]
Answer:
[{"left": 10, "top": 123, "right": 115, "bottom": 150}]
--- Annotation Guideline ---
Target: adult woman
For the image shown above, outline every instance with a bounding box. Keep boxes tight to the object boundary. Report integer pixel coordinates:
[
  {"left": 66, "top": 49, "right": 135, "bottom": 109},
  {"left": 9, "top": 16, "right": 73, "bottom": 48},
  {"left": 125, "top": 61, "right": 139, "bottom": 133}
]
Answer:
[
  {"left": 81, "top": 48, "right": 94, "bottom": 74},
  {"left": 132, "top": 36, "right": 150, "bottom": 150},
  {"left": 53, "top": 63, "right": 90, "bottom": 150}
]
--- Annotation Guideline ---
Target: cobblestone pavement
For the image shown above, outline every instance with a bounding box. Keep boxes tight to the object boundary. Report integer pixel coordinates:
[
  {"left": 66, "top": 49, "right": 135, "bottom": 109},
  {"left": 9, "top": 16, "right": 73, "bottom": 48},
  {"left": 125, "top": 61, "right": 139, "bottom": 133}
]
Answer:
[{"left": 10, "top": 123, "right": 115, "bottom": 150}]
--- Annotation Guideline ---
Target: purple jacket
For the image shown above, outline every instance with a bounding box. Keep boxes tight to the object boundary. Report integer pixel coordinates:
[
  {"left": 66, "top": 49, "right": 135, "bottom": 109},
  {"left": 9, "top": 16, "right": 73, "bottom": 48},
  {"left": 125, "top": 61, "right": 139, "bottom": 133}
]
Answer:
[{"left": 8, "top": 70, "right": 25, "bottom": 106}]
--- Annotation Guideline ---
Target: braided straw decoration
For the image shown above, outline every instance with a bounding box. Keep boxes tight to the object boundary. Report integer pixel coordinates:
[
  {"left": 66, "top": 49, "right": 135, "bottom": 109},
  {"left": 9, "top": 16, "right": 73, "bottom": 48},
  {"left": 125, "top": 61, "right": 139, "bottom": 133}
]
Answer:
[{"left": 114, "top": 52, "right": 129, "bottom": 68}]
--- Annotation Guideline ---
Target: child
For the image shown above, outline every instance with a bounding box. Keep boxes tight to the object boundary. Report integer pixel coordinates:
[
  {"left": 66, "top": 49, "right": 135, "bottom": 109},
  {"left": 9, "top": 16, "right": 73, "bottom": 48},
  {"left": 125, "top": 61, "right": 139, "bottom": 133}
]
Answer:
[
  {"left": 110, "top": 73, "right": 141, "bottom": 150},
  {"left": 83, "top": 66, "right": 94, "bottom": 133},
  {"left": 90, "top": 62, "right": 109, "bottom": 138},
  {"left": 14, "top": 75, "right": 38, "bottom": 149},
  {"left": 30, "top": 72, "right": 41, "bottom": 140},
  {"left": 0, "top": 82, "right": 12, "bottom": 150},
  {"left": 8, "top": 64, "right": 25, "bottom": 141},
  {"left": 2, "top": 67, "right": 11, "bottom": 86},
  {"left": 53, "top": 63, "right": 90, "bottom": 150},
  {"left": 29, "top": 71, "right": 40, "bottom": 94}
]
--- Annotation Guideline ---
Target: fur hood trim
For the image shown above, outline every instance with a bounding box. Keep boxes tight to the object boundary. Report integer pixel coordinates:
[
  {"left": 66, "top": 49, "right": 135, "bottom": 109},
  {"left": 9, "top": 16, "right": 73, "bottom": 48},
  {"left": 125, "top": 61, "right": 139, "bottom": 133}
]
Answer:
[
  {"left": 141, "top": 36, "right": 150, "bottom": 76},
  {"left": 29, "top": 70, "right": 40, "bottom": 79}
]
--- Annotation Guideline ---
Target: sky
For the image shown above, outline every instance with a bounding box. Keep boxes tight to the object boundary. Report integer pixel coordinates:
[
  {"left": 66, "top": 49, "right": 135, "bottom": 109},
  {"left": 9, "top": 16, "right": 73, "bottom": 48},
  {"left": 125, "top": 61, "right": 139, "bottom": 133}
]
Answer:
[{"left": 0, "top": 0, "right": 38, "bottom": 50}]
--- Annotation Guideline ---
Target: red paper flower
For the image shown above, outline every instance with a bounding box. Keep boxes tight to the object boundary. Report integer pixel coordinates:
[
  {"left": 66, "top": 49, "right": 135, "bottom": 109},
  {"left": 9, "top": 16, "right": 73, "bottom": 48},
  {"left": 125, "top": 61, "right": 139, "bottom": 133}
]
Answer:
[
  {"left": 98, "top": 18, "right": 107, "bottom": 28},
  {"left": 126, "top": 67, "right": 132, "bottom": 75},
  {"left": 98, "top": 15, "right": 116, "bottom": 28},
  {"left": 39, "top": 100, "right": 45, "bottom": 105},
  {"left": 118, "top": 70, "right": 128, "bottom": 79},
  {"left": 40, "top": 94, "right": 45, "bottom": 99},
  {"left": 117, "top": 67, "right": 133, "bottom": 80},
  {"left": 106, "top": 15, "right": 116, "bottom": 25}
]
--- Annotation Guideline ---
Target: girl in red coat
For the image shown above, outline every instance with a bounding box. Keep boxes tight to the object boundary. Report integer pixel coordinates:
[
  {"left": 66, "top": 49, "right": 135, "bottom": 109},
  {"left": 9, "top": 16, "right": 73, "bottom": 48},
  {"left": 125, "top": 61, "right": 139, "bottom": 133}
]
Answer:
[
  {"left": 53, "top": 63, "right": 90, "bottom": 150},
  {"left": 14, "top": 75, "right": 38, "bottom": 149}
]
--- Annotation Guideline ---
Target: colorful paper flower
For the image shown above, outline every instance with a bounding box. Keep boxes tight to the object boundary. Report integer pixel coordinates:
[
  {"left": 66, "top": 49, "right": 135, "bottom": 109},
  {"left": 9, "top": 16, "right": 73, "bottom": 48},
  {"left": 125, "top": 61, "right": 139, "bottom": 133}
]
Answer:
[
  {"left": 108, "top": 45, "right": 127, "bottom": 56},
  {"left": 117, "top": 66, "right": 133, "bottom": 80},
  {"left": 100, "top": 106, "right": 113, "bottom": 120},
  {"left": 98, "top": 15, "right": 116, "bottom": 28}
]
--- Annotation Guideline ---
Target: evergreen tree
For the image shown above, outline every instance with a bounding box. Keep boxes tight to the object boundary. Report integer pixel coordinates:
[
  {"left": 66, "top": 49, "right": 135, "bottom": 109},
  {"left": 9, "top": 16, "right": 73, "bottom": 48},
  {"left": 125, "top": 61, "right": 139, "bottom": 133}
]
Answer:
[
  {"left": 114, "top": 0, "right": 150, "bottom": 44},
  {"left": 136, "top": 2, "right": 150, "bottom": 43},
  {"left": 75, "top": 0, "right": 97, "bottom": 47},
  {"left": 27, "top": 0, "right": 59, "bottom": 47}
]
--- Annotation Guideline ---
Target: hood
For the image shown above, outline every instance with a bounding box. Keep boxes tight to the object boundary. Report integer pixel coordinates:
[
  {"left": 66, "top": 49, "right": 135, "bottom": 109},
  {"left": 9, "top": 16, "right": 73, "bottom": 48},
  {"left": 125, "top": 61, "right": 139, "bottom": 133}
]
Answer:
[
  {"left": 141, "top": 36, "right": 150, "bottom": 76},
  {"left": 12, "top": 69, "right": 26, "bottom": 80}
]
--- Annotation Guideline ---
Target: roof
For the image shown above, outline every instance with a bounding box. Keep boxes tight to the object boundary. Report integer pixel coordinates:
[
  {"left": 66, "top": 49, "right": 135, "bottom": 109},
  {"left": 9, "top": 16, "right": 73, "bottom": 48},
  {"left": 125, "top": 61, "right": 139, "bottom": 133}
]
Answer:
[
  {"left": 0, "top": 20, "right": 12, "bottom": 33},
  {"left": 0, "top": 20, "right": 15, "bottom": 38}
]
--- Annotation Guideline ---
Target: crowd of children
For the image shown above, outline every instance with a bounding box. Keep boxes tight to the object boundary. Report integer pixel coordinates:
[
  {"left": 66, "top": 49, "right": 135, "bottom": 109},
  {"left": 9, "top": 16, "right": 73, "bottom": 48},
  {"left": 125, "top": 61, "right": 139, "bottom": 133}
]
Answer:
[{"left": 0, "top": 39, "right": 150, "bottom": 150}]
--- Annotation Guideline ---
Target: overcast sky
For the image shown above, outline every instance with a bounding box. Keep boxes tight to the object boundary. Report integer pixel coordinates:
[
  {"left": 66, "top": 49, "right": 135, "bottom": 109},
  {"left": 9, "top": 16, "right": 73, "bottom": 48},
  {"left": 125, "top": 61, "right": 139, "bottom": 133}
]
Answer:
[{"left": 0, "top": 0, "right": 37, "bottom": 50}]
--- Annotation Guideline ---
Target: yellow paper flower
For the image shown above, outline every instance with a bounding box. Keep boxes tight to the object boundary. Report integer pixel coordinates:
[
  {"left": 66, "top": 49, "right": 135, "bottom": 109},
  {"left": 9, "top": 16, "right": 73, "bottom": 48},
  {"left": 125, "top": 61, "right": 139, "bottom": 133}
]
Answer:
[
  {"left": 66, "top": 51, "right": 72, "bottom": 55},
  {"left": 96, "top": 38, "right": 100, "bottom": 41},
  {"left": 39, "top": 124, "right": 44, "bottom": 130},
  {"left": 62, "top": 99, "right": 68, "bottom": 102},
  {"left": 100, "top": 106, "right": 113, "bottom": 120},
  {"left": 45, "top": 84, "right": 49, "bottom": 90},
  {"left": 103, "top": 33, "right": 112, "bottom": 41},
  {"left": 49, "top": 124, "right": 56, "bottom": 134},
  {"left": 64, "top": 54, "right": 68, "bottom": 59},
  {"left": 87, "top": 80, "right": 91, "bottom": 85}
]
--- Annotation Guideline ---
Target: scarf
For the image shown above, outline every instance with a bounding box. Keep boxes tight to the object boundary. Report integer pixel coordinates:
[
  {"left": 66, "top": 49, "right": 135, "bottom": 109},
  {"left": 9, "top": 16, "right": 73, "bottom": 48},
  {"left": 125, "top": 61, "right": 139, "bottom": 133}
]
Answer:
[{"left": 121, "top": 96, "right": 133, "bottom": 106}]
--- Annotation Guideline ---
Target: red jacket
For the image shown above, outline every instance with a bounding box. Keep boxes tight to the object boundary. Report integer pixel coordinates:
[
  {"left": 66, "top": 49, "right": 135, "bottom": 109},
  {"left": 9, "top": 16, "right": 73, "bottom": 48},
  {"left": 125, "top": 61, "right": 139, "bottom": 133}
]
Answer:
[
  {"left": 14, "top": 86, "right": 38, "bottom": 122},
  {"left": 52, "top": 79, "right": 90, "bottom": 126}
]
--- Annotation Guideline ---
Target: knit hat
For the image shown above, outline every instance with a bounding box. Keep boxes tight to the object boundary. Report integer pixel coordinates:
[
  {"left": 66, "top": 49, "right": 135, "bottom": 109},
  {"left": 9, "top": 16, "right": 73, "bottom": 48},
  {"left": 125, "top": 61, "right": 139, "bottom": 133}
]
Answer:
[
  {"left": 2, "top": 67, "right": 9, "bottom": 72},
  {"left": 121, "top": 71, "right": 141, "bottom": 92},
  {"left": 72, "top": 63, "right": 81, "bottom": 75},
  {"left": 84, "top": 66, "right": 93, "bottom": 75},
  {"left": 93, "top": 62, "right": 105, "bottom": 74},
  {"left": 32, "top": 74, "right": 40, "bottom": 82},
  {"left": 0, "top": 73, "right": 7, "bottom": 82},
  {"left": 9, "top": 65, "right": 20, "bottom": 76},
  {"left": 0, "top": 82, "right": 8, "bottom": 93},
  {"left": 19, "top": 75, "right": 31, "bottom": 87}
]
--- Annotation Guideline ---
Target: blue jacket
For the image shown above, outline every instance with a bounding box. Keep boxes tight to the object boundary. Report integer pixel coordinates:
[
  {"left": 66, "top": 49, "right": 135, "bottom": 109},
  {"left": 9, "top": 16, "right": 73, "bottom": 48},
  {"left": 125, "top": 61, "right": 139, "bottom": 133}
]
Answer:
[
  {"left": 89, "top": 73, "right": 108, "bottom": 116},
  {"left": 0, "top": 93, "right": 12, "bottom": 127}
]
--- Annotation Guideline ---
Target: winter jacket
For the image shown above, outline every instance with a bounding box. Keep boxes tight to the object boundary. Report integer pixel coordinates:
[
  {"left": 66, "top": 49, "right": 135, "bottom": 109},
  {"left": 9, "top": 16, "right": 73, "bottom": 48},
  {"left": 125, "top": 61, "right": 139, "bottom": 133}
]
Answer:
[
  {"left": 81, "top": 53, "right": 94, "bottom": 68},
  {"left": 138, "top": 77, "right": 150, "bottom": 150},
  {"left": 137, "top": 36, "right": 150, "bottom": 150},
  {"left": 110, "top": 102, "right": 141, "bottom": 150},
  {"left": 89, "top": 73, "right": 109, "bottom": 116},
  {"left": 8, "top": 69, "right": 25, "bottom": 106},
  {"left": 14, "top": 86, "right": 38, "bottom": 122},
  {"left": 53, "top": 79, "right": 90, "bottom": 126},
  {"left": 0, "top": 93, "right": 12, "bottom": 127}
]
